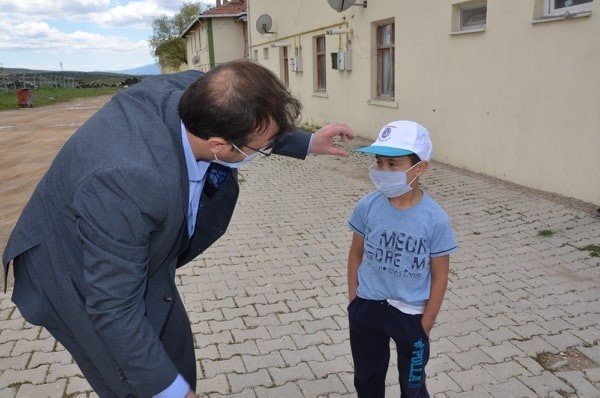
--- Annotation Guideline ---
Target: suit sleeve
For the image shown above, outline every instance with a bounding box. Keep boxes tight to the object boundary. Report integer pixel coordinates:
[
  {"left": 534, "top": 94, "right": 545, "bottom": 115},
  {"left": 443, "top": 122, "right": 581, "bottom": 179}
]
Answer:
[
  {"left": 73, "top": 167, "right": 178, "bottom": 397},
  {"left": 272, "top": 129, "right": 312, "bottom": 159}
]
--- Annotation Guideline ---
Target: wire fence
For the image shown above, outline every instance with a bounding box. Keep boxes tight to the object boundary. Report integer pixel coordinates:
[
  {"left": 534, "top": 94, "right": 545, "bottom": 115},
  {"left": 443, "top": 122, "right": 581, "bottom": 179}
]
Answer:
[{"left": 1, "top": 73, "right": 78, "bottom": 92}]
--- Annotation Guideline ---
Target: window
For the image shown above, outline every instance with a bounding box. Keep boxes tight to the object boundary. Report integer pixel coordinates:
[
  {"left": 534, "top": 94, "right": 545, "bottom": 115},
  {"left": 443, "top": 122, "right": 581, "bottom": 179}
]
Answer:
[
  {"left": 253, "top": 49, "right": 258, "bottom": 61},
  {"left": 457, "top": 1, "right": 487, "bottom": 31},
  {"left": 263, "top": 47, "right": 269, "bottom": 59},
  {"left": 282, "top": 46, "right": 289, "bottom": 87},
  {"left": 546, "top": 0, "right": 593, "bottom": 16},
  {"left": 376, "top": 23, "right": 394, "bottom": 99},
  {"left": 315, "top": 36, "right": 326, "bottom": 92}
]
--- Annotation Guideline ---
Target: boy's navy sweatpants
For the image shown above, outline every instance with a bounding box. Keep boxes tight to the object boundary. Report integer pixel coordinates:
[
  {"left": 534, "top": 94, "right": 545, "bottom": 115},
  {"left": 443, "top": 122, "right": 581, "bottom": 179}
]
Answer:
[{"left": 348, "top": 297, "right": 430, "bottom": 398}]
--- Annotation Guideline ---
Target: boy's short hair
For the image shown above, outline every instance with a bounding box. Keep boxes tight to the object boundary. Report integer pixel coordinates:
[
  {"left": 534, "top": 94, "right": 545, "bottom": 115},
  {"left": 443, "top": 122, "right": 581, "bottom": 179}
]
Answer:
[{"left": 354, "top": 120, "right": 432, "bottom": 161}]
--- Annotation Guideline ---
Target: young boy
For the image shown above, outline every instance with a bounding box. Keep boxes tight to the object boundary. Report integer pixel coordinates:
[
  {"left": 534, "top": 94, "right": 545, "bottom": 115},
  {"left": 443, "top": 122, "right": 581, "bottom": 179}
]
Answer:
[{"left": 347, "top": 120, "right": 457, "bottom": 397}]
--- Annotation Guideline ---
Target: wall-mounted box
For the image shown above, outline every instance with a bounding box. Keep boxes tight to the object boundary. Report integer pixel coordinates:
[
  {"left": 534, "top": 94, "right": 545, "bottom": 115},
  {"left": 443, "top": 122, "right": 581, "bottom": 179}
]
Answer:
[
  {"left": 288, "top": 56, "right": 303, "bottom": 72},
  {"left": 338, "top": 51, "right": 352, "bottom": 71}
]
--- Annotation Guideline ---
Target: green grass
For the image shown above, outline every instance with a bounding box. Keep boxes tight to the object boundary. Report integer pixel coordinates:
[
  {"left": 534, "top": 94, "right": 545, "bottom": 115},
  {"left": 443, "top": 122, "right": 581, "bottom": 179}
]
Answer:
[
  {"left": 538, "top": 229, "right": 554, "bottom": 237},
  {"left": 580, "top": 244, "right": 600, "bottom": 257},
  {"left": 0, "top": 87, "right": 119, "bottom": 110}
]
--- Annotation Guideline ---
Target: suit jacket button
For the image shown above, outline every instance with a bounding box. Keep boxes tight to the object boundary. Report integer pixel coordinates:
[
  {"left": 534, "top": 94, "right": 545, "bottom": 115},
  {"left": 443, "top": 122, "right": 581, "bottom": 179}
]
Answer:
[{"left": 163, "top": 294, "right": 173, "bottom": 303}]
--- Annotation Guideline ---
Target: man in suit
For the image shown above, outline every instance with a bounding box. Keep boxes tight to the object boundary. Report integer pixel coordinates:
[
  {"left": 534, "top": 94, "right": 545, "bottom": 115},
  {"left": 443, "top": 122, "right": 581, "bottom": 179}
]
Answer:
[{"left": 2, "top": 60, "right": 354, "bottom": 397}]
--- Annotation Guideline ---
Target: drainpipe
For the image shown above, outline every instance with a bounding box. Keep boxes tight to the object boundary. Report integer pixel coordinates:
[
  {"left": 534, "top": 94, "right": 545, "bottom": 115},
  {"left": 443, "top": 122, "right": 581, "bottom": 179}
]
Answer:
[{"left": 207, "top": 19, "right": 216, "bottom": 69}]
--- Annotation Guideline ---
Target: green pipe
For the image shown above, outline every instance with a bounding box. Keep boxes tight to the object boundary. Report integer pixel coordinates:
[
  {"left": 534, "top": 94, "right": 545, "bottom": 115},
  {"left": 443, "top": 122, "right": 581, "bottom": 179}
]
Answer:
[{"left": 207, "top": 19, "right": 215, "bottom": 69}]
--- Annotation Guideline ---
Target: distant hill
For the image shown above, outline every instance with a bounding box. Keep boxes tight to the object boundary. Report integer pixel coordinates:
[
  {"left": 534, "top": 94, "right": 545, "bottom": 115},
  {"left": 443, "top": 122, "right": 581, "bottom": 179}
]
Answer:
[{"left": 115, "top": 64, "right": 161, "bottom": 75}]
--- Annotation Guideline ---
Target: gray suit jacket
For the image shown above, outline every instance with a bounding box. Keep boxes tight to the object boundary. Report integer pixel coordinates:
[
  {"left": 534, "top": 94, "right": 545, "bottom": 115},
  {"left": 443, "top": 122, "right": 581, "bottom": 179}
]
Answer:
[{"left": 2, "top": 71, "right": 311, "bottom": 397}]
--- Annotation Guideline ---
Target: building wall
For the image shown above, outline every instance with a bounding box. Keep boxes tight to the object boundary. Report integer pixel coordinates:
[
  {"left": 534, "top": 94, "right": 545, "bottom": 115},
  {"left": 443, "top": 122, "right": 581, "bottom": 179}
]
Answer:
[
  {"left": 212, "top": 18, "right": 247, "bottom": 64},
  {"left": 248, "top": 0, "right": 600, "bottom": 205},
  {"left": 185, "top": 17, "right": 246, "bottom": 72},
  {"left": 185, "top": 21, "right": 211, "bottom": 72}
]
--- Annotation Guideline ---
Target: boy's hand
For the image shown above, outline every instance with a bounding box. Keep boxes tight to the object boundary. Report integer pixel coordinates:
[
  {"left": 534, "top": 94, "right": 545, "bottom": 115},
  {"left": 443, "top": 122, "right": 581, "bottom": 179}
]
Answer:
[
  {"left": 421, "top": 317, "right": 435, "bottom": 337},
  {"left": 185, "top": 390, "right": 197, "bottom": 398}
]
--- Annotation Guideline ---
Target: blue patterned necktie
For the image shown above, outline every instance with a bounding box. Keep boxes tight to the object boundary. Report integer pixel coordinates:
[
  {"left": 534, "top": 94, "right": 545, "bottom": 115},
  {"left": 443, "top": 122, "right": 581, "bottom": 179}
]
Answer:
[{"left": 206, "top": 163, "right": 229, "bottom": 190}]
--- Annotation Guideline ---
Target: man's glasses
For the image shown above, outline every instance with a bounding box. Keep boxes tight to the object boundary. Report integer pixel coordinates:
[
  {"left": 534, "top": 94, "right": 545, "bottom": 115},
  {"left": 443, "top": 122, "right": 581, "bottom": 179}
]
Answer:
[{"left": 243, "top": 141, "right": 274, "bottom": 156}]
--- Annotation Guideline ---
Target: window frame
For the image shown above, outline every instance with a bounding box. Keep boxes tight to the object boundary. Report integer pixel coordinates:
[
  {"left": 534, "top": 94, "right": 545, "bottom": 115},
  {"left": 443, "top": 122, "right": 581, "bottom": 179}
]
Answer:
[
  {"left": 545, "top": 0, "right": 593, "bottom": 16},
  {"left": 315, "top": 35, "right": 327, "bottom": 92},
  {"left": 458, "top": 2, "right": 487, "bottom": 31},
  {"left": 376, "top": 22, "right": 395, "bottom": 100}
]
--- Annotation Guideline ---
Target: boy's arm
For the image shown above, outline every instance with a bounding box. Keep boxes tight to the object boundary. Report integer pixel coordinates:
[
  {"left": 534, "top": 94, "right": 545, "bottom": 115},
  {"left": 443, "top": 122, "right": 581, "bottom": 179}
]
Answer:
[
  {"left": 347, "top": 232, "right": 364, "bottom": 302},
  {"left": 422, "top": 255, "right": 450, "bottom": 336}
]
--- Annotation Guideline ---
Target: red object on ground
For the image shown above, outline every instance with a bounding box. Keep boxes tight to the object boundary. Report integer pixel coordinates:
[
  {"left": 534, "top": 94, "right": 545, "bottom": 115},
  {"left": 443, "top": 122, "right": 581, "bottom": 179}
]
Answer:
[{"left": 16, "top": 88, "right": 33, "bottom": 108}]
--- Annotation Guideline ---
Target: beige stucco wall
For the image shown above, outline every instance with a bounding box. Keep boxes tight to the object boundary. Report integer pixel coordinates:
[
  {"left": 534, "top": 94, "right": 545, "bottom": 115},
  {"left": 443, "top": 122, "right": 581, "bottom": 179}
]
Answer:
[
  {"left": 185, "top": 18, "right": 247, "bottom": 72},
  {"left": 213, "top": 18, "right": 247, "bottom": 64},
  {"left": 248, "top": 0, "right": 600, "bottom": 205},
  {"left": 185, "top": 21, "right": 211, "bottom": 72}
]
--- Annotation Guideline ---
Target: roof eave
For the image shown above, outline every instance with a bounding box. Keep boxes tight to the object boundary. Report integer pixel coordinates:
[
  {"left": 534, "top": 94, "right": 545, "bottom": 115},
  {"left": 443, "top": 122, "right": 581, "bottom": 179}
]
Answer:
[
  {"left": 181, "top": 17, "right": 201, "bottom": 38},
  {"left": 197, "top": 12, "right": 247, "bottom": 19}
]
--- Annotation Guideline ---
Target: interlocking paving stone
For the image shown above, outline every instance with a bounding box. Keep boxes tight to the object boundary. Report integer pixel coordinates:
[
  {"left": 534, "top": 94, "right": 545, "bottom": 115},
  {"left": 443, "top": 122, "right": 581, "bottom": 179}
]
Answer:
[
  {"left": 448, "top": 366, "right": 498, "bottom": 391},
  {"left": 0, "top": 365, "right": 49, "bottom": 390},
  {"left": 253, "top": 382, "right": 302, "bottom": 397},
  {"left": 195, "top": 374, "right": 229, "bottom": 395},
  {"left": 228, "top": 368, "right": 272, "bottom": 393},
  {"left": 268, "top": 363, "right": 314, "bottom": 385},
  {"left": 202, "top": 356, "right": 245, "bottom": 379},
  {"left": 15, "top": 379, "right": 67, "bottom": 398},
  {"left": 484, "top": 377, "right": 537, "bottom": 397},
  {"left": 64, "top": 374, "right": 94, "bottom": 395},
  {"left": 480, "top": 341, "right": 526, "bottom": 362},
  {"left": 518, "top": 371, "right": 574, "bottom": 396},
  {"left": 556, "top": 370, "right": 600, "bottom": 397},
  {"left": 0, "top": 388, "right": 16, "bottom": 398},
  {"left": 0, "top": 97, "right": 598, "bottom": 396},
  {"left": 428, "top": 372, "right": 462, "bottom": 394},
  {"left": 297, "top": 374, "right": 347, "bottom": 397},
  {"left": 241, "top": 351, "right": 285, "bottom": 373}
]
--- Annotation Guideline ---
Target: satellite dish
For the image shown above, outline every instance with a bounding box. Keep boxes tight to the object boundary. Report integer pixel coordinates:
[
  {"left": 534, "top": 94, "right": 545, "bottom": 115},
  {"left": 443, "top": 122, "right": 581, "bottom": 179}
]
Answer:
[
  {"left": 327, "top": 0, "right": 366, "bottom": 12},
  {"left": 256, "top": 14, "right": 274, "bottom": 34},
  {"left": 327, "top": 0, "right": 354, "bottom": 12}
]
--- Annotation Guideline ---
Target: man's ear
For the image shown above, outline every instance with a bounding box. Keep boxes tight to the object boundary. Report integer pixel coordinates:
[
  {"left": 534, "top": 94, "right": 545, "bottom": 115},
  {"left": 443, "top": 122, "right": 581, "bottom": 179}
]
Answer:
[{"left": 207, "top": 137, "right": 229, "bottom": 154}]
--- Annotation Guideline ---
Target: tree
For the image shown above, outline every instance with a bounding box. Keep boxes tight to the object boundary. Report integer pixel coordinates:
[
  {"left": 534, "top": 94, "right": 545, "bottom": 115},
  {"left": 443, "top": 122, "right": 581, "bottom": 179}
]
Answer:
[{"left": 149, "top": 2, "right": 206, "bottom": 70}]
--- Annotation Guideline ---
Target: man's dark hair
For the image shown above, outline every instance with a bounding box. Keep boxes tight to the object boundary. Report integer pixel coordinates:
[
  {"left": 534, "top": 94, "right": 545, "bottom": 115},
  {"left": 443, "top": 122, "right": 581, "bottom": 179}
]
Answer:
[{"left": 178, "top": 60, "right": 302, "bottom": 146}]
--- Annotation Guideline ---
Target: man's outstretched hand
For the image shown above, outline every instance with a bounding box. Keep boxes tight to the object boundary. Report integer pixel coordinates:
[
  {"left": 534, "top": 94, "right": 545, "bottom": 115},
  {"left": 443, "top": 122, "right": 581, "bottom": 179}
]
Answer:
[{"left": 309, "top": 123, "right": 355, "bottom": 157}]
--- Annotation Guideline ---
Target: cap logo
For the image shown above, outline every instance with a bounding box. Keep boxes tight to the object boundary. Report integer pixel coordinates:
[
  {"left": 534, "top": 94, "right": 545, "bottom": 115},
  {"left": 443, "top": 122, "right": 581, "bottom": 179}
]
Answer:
[{"left": 379, "top": 127, "right": 392, "bottom": 141}]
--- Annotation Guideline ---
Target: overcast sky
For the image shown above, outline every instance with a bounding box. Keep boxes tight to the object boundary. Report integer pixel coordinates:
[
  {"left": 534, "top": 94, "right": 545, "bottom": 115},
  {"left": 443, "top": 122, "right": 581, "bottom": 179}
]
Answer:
[{"left": 0, "top": 0, "right": 213, "bottom": 72}]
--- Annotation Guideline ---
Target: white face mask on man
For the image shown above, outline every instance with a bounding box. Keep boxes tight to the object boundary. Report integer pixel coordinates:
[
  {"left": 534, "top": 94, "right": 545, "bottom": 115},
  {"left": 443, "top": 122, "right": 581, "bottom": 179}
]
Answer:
[
  {"left": 368, "top": 161, "right": 421, "bottom": 198},
  {"left": 212, "top": 143, "right": 260, "bottom": 168}
]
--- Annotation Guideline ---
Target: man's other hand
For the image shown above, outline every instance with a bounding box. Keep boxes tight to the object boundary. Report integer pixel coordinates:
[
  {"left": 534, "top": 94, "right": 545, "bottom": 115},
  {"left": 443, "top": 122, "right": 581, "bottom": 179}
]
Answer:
[{"left": 310, "top": 123, "right": 355, "bottom": 157}]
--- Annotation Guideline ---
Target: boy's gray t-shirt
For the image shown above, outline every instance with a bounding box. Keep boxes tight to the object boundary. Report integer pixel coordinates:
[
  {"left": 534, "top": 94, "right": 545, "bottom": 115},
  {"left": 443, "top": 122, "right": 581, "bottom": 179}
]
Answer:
[{"left": 348, "top": 191, "right": 457, "bottom": 308}]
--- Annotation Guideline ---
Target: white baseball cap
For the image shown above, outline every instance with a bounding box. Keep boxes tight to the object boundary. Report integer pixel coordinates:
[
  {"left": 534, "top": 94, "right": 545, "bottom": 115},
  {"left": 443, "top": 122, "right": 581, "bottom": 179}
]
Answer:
[{"left": 354, "top": 120, "right": 433, "bottom": 161}]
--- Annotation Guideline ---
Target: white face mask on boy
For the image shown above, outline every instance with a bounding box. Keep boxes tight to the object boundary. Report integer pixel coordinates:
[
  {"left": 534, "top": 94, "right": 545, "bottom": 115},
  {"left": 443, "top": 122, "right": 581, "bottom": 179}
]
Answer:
[{"left": 368, "top": 162, "right": 421, "bottom": 198}]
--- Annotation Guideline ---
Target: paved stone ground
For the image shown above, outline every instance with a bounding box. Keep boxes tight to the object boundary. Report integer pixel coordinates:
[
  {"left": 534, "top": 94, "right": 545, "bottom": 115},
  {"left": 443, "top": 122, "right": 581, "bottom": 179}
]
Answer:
[{"left": 1, "top": 97, "right": 599, "bottom": 397}]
